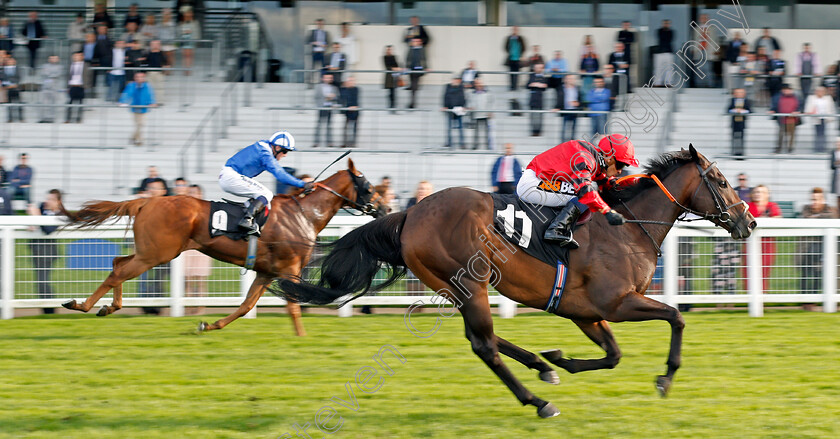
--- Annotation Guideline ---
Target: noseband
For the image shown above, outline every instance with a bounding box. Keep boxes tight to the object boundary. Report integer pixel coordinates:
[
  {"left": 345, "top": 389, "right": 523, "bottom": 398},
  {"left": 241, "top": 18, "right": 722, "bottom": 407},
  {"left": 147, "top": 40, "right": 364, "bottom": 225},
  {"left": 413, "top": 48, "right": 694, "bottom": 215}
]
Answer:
[{"left": 314, "top": 171, "right": 380, "bottom": 216}]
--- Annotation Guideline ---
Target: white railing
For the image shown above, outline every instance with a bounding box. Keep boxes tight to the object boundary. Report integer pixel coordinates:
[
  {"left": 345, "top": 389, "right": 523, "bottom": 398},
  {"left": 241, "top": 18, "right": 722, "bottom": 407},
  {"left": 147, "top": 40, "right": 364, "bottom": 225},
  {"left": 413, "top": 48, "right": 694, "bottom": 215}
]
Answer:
[{"left": 1, "top": 216, "right": 838, "bottom": 319}]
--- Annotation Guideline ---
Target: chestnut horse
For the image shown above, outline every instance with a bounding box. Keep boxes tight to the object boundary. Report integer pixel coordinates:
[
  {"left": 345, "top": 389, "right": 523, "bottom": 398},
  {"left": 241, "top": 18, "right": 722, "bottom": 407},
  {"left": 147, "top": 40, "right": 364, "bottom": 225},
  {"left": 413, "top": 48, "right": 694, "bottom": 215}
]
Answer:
[
  {"left": 61, "top": 159, "right": 383, "bottom": 335},
  {"left": 273, "top": 146, "right": 756, "bottom": 416}
]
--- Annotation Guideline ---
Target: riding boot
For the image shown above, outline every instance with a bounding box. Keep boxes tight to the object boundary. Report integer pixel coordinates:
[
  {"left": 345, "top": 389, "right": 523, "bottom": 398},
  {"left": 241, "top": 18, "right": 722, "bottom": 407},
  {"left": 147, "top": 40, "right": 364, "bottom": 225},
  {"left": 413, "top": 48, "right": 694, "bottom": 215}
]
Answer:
[
  {"left": 238, "top": 198, "right": 267, "bottom": 236},
  {"left": 544, "top": 202, "right": 583, "bottom": 248}
]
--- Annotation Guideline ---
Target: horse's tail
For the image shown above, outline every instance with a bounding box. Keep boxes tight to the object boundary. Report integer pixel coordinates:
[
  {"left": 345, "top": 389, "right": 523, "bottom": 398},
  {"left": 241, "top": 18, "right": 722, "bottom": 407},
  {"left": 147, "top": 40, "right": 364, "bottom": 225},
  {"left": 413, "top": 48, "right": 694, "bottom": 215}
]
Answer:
[
  {"left": 270, "top": 211, "right": 409, "bottom": 306},
  {"left": 65, "top": 198, "right": 151, "bottom": 229}
]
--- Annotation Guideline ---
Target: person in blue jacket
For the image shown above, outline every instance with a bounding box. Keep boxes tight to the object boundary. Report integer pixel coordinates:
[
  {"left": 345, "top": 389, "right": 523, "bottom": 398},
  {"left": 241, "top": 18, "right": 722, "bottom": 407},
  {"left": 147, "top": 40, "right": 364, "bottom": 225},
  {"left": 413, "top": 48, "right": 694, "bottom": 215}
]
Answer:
[{"left": 219, "top": 131, "right": 314, "bottom": 235}]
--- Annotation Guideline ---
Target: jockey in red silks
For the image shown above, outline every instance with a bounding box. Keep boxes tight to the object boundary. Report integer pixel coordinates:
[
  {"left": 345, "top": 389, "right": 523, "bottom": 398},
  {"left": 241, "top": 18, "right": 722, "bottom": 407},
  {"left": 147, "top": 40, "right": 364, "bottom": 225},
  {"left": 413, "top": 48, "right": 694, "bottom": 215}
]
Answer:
[{"left": 516, "top": 134, "right": 640, "bottom": 248}]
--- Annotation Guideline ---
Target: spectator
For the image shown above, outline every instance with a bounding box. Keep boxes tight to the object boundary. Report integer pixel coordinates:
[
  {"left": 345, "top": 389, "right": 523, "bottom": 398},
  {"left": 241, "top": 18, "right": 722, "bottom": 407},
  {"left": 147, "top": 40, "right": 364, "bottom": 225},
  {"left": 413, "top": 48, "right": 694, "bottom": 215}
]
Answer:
[
  {"left": 123, "top": 3, "right": 143, "bottom": 29},
  {"left": 307, "top": 18, "right": 329, "bottom": 84},
  {"left": 138, "top": 166, "right": 161, "bottom": 192},
  {"left": 587, "top": 76, "right": 610, "bottom": 136},
  {"left": 10, "top": 153, "right": 33, "bottom": 203},
  {"left": 173, "top": 177, "right": 189, "bottom": 195},
  {"left": 140, "top": 14, "right": 159, "bottom": 43},
  {"left": 491, "top": 143, "right": 522, "bottom": 195},
  {"left": 92, "top": 26, "right": 113, "bottom": 94},
  {"left": 795, "top": 43, "right": 820, "bottom": 99},
  {"left": 21, "top": 11, "right": 46, "bottom": 69},
  {"left": 602, "top": 64, "right": 620, "bottom": 109},
  {"left": 822, "top": 64, "right": 838, "bottom": 102},
  {"left": 746, "top": 185, "right": 782, "bottom": 292},
  {"left": 653, "top": 19, "right": 674, "bottom": 86},
  {"left": 177, "top": 7, "right": 200, "bottom": 75},
  {"left": 313, "top": 72, "right": 339, "bottom": 147},
  {"left": 460, "top": 60, "right": 479, "bottom": 89},
  {"left": 107, "top": 40, "right": 127, "bottom": 102},
  {"left": 804, "top": 86, "right": 835, "bottom": 153},
  {"left": 406, "top": 180, "right": 433, "bottom": 209},
  {"left": 617, "top": 21, "right": 635, "bottom": 64},
  {"left": 766, "top": 49, "right": 786, "bottom": 100},
  {"left": 2, "top": 56, "right": 22, "bottom": 122},
  {"left": 0, "top": 155, "right": 7, "bottom": 185},
  {"left": 711, "top": 237, "right": 740, "bottom": 296},
  {"left": 27, "top": 189, "right": 63, "bottom": 314},
  {"left": 725, "top": 33, "right": 746, "bottom": 91},
  {"left": 527, "top": 63, "right": 548, "bottom": 137},
  {"left": 754, "top": 46, "right": 770, "bottom": 105},
  {"left": 579, "top": 44, "right": 599, "bottom": 96},
  {"left": 403, "top": 16, "right": 429, "bottom": 47},
  {"left": 145, "top": 40, "right": 168, "bottom": 105},
  {"left": 561, "top": 74, "right": 581, "bottom": 140},
  {"left": 340, "top": 76, "right": 360, "bottom": 148},
  {"left": 137, "top": 177, "right": 168, "bottom": 315},
  {"left": 0, "top": 18, "right": 13, "bottom": 54},
  {"left": 38, "top": 55, "right": 62, "bottom": 123},
  {"left": 832, "top": 139, "right": 840, "bottom": 203},
  {"left": 405, "top": 37, "right": 426, "bottom": 109},
  {"left": 579, "top": 34, "right": 598, "bottom": 60},
  {"left": 0, "top": 183, "right": 12, "bottom": 215},
  {"left": 754, "top": 27, "right": 781, "bottom": 56},
  {"left": 92, "top": 3, "right": 114, "bottom": 30},
  {"left": 119, "top": 71, "right": 156, "bottom": 146},
  {"left": 383, "top": 45, "right": 400, "bottom": 110},
  {"left": 81, "top": 34, "right": 96, "bottom": 90},
  {"left": 796, "top": 187, "right": 837, "bottom": 303},
  {"left": 442, "top": 76, "right": 466, "bottom": 148},
  {"left": 770, "top": 84, "right": 801, "bottom": 153},
  {"left": 728, "top": 87, "right": 752, "bottom": 158},
  {"left": 125, "top": 40, "right": 146, "bottom": 82},
  {"left": 527, "top": 45, "right": 545, "bottom": 72},
  {"left": 325, "top": 42, "right": 347, "bottom": 85},
  {"left": 735, "top": 173, "right": 752, "bottom": 201},
  {"left": 121, "top": 21, "right": 144, "bottom": 47},
  {"left": 158, "top": 8, "right": 177, "bottom": 68},
  {"left": 468, "top": 78, "right": 494, "bottom": 150},
  {"left": 693, "top": 14, "right": 713, "bottom": 88},
  {"left": 184, "top": 184, "right": 211, "bottom": 315},
  {"left": 503, "top": 26, "right": 526, "bottom": 91},
  {"left": 67, "top": 13, "right": 88, "bottom": 53},
  {"left": 608, "top": 42, "right": 630, "bottom": 93},
  {"left": 336, "top": 22, "right": 358, "bottom": 68},
  {"left": 545, "top": 51, "right": 567, "bottom": 107}
]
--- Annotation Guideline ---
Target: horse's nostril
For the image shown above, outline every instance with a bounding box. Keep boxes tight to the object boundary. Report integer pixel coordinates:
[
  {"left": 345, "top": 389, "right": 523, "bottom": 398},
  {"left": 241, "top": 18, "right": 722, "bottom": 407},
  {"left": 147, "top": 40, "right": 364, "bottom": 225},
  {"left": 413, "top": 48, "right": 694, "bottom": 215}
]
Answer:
[{"left": 749, "top": 221, "right": 757, "bottom": 230}]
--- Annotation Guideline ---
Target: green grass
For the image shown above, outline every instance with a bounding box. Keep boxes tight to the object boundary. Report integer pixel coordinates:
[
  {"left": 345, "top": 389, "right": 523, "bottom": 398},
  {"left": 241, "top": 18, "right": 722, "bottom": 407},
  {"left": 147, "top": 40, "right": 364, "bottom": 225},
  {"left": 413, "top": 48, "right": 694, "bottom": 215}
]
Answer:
[{"left": 1, "top": 311, "right": 839, "bottom": 438}]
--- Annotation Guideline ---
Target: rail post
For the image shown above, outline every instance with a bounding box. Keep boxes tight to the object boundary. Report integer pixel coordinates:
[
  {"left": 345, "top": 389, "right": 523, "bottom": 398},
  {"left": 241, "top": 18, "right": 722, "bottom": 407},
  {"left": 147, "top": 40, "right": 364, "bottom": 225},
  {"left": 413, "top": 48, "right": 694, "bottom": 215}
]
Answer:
[
  {"left": 662, "top": 231, "right": 678, "bottom": 307},
  {"left": 822, "top": 228, "right": 837, "bottom": 313},
  {"left": 746, "top": 230, "right": 764, "bottom": 317},
  {"left": 498, "top": 296, "right": 517, "bottom": 318},
  {"left": 170, "top": 254, "right": 185, "bottom": 317},
  {"left": 1, "top": 227, "right": 15, "bottom": 319},
  {"left": 241, "top": 269, "right": 257, "bottom": 319}
]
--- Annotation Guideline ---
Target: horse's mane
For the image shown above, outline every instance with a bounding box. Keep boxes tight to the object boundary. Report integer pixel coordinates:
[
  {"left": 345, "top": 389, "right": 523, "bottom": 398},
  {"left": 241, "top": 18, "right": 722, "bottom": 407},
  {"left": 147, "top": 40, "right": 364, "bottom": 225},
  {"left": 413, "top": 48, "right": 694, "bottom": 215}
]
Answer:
[{"left": 602, "top": 149, "right": 696, "bottom": 204}]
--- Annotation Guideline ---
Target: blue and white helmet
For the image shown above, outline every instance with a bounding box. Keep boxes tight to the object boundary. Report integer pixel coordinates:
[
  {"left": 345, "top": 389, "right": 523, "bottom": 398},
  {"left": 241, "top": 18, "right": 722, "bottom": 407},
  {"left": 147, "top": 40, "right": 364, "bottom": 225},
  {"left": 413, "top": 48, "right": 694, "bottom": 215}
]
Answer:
[{"left": 269, "top": 131, "right": 296, "bottom": 152}]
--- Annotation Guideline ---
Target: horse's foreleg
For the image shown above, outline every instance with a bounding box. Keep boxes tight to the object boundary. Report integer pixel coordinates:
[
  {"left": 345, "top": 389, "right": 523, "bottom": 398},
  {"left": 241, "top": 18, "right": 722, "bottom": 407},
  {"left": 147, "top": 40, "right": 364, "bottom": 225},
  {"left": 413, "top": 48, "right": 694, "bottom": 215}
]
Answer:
[
  {"left": 200, "top": 275, "right": 272, "bottom": 332},
  {"left": 541, "top": 319, "right": 622, "bottom": 374},
  {"left": 286, "top": 301, "right": 306, "bottom": 336},
  {"left": 607, "top": 293, "right": 685, "bottom": 397},
  {"left": 496, "top": 337, "right": 559, "bottom": 384}
]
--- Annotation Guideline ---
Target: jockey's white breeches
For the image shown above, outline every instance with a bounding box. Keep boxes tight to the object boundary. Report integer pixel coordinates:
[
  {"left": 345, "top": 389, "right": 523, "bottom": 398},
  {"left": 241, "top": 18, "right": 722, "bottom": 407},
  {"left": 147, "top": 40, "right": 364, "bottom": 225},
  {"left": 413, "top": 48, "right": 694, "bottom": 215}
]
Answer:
[
  {"left": 515, "top": 169, "right": 576, "bottom": 207},
  {"left": 218, "top": 166, "right": 274, "bottom": 208}
]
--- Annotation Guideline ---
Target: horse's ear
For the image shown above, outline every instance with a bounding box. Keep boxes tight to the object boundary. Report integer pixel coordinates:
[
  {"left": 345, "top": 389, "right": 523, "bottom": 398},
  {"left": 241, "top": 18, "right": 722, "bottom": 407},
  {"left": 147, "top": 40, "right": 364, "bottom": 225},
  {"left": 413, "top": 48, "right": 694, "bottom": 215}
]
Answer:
[
  {"left": 688, "top": 144, "right": 699, "bottom": 161},
  {"left": 347, "top": 158, "right": 357, "bottom": 174}
]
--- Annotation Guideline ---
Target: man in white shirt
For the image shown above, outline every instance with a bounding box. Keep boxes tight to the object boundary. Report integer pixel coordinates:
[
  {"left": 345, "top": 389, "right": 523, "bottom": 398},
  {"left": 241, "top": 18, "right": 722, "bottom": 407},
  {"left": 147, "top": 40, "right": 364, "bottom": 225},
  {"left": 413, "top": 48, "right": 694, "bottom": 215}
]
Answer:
[
  {"left": 336, "top": 22, "right": 357, "bottom": 67},
  {"left": 67, "top": 52, "right": 85, "bottom": 123},
  {"left": 804, "top": 86, "right": 835, "bottom": 153},
  {"left": 107, "top": 40, "right": 126, "bottom": 102}
]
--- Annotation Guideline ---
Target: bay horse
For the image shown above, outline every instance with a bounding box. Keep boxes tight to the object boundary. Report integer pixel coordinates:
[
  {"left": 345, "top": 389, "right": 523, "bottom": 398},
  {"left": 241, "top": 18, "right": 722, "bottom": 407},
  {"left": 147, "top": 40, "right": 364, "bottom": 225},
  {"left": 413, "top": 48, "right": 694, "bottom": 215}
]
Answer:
[
  {"left": 60, "top": 159, "right": 383, "bottom": 335},
  {"left": 272, "top": 146, "right": 756, "bottom": 416}
]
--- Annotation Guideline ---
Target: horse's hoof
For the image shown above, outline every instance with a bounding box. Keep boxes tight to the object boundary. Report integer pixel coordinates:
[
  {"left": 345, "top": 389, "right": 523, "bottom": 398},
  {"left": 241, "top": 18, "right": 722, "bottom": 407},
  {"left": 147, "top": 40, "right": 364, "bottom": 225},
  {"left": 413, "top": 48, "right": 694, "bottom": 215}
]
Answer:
[
  {"left": 197, "top": 321, "right": 210, "bottom": 332},
  {"left": 537, "top": 402, "right": 561, "bottom": 418},
  {"left": 538, "top": 370, "right": 560, "bottom": 385},
  {"left": 61, "top": 299, "right": 78, "bottom": 311},
  {"left": 655, "top": 375, "right": 671, "bottom": 398},
  {"left": 540, "top": 349, "right": 564, "bottom": 364},
  {"left": 96, "top": 306, "right": 110, "bottom": 317}
]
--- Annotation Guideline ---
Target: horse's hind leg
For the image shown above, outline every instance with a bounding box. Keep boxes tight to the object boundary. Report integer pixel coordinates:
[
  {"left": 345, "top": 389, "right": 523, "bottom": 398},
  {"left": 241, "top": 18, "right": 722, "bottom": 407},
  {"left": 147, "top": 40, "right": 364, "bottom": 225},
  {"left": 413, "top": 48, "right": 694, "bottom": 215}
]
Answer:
[
  {"left": 63, "top": 255, "right": 156, "bottom": 314},
  {"left": 541, "top": 319, "right": 622, "bottom": 374},
  {"left": 607, "top": 292, "right": 685, "bottom": 397},
  {"left": 496, "top": 337, "right": 559, "bottom": 384},
  {"left": 96, "top": 255, "right": 133, "bottom": 316}
]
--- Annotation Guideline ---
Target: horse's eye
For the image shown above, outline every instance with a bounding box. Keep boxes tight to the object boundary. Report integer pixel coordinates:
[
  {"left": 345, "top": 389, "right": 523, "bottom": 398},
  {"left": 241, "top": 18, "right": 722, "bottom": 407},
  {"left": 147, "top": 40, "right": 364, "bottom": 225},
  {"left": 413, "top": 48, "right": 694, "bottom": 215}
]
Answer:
[{"left": 719, "top": 180, "right": 727, "bottom": 188}]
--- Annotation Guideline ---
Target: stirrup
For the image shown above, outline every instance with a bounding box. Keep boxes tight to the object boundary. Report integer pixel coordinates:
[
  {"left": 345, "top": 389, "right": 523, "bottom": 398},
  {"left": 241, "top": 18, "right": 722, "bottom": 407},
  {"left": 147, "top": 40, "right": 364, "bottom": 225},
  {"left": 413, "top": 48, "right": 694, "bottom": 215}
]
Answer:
[{"left": 544, "top": 229, "right": 579, "bottom": 249}]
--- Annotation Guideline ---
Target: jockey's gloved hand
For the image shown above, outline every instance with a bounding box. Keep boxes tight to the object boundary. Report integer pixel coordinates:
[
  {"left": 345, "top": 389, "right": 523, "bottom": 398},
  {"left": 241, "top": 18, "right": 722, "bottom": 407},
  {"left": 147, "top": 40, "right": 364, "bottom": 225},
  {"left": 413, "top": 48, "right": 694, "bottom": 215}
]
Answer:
[
  {"left": 303, "top": 182, "right": 316, "bottom": 195},
  {"left": 605, "top": 209, "right": 626, "bottom": 226}
]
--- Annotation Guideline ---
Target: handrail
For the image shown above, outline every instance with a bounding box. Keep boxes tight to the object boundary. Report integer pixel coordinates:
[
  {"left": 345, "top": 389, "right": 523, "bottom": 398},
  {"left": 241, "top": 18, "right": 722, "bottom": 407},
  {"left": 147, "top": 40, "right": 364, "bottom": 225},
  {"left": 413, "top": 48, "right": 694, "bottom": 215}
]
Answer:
[
  {"left": 266, "top": 106, "right": 613, "bottom": 115},
  {"left": 179, "top": 106, "right": 219, "bottom": 178}
]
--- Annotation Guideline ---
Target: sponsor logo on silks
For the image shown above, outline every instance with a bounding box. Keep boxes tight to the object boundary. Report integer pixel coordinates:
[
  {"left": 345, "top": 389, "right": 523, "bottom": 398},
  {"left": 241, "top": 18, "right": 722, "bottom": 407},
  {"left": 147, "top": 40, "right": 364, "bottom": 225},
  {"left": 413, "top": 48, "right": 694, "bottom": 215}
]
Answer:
[{"left": 537, "top": 180, "right": 576, "bottom": 195}]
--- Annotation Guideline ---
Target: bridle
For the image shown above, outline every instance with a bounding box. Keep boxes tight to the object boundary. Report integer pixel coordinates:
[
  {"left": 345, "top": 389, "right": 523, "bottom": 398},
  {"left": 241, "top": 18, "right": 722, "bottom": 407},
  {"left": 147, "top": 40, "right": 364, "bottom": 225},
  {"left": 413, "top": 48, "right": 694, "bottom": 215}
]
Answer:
[
  {"left": 617, "top": 160, "right": 749, "bottom": 256},
  {"left": 313, "top": 170, "right": 380, "bottom": 216}
]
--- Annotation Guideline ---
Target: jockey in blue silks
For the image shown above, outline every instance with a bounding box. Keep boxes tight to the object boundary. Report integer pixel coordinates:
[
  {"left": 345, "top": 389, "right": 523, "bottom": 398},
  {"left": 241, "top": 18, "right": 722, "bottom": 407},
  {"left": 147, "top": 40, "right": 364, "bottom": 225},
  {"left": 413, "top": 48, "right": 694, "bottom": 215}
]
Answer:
[{"left": 219, "top": 131, "right": 314, "bottom": 235}]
